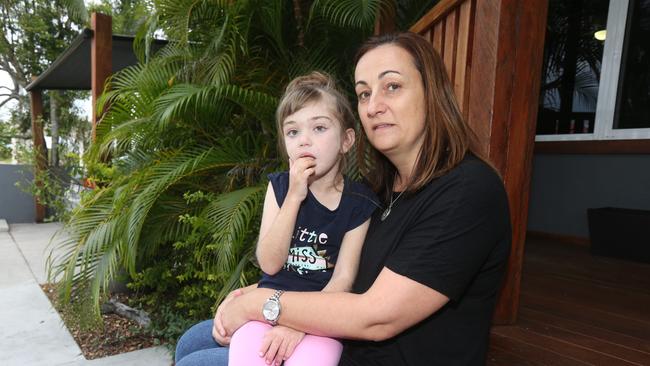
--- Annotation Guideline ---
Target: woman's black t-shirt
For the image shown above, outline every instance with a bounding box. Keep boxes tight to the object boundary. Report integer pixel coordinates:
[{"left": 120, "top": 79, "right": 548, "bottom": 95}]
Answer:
[{"left": 339, "top": 156, "right": 511, "bottom": 366}]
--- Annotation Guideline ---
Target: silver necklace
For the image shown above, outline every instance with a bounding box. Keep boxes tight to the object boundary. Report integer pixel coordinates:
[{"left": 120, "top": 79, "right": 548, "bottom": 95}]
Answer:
[{"left": 381, "top": 190, "right": 405, "bottom": 221}]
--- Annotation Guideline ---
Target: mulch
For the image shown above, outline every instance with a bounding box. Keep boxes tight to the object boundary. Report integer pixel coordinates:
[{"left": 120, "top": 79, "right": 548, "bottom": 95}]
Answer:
[{"left": 40, "top": 283, "right": 161, "bottom": 360}]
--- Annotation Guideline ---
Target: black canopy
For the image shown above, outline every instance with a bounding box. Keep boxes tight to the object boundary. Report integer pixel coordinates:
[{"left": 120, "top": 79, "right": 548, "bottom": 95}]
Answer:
[{"left": 25, "top": 28, "right": 166, "bottom": 91}]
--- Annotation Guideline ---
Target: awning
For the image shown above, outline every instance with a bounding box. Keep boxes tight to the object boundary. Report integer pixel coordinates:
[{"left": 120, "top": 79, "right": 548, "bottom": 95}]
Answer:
[{"left": 25, "top": 28, "right": 167, "bottom": 91}]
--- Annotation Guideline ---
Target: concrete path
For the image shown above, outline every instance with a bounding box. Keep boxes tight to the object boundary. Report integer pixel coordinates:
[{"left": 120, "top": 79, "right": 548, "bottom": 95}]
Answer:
[{"left": 0, "top": 222, "right": 172, "bottom": 366}]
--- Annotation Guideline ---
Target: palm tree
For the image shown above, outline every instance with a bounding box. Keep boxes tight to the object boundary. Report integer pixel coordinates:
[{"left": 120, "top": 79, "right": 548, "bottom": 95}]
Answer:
[{"left": 48, "top": 0, "right": 436, "bottom": 322}]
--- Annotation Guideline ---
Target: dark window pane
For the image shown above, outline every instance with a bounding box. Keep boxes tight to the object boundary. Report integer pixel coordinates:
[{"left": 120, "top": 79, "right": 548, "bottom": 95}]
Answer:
[
  {"left": 614, "top": 0, "right": 650, "bottom": 129},
  {"left": 537, "top": 0, "right": 610, "bottom": 135}
]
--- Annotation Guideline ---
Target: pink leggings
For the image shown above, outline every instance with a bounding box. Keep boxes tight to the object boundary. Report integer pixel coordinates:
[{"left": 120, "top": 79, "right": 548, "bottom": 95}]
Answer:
[{"left": 228, "top": 321, "right": 342, "bottom": 366}]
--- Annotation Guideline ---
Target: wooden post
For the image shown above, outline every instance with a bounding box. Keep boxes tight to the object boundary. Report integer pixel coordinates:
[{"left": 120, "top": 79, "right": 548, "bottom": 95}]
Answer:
[
  {"left": 373, "top": 1, "right": 396, "bottom": 35},
  {"left": 29, "top": 88, "right": 47, "bottom": 223},
  {"left": 467, "top": 0, "right": 549, "bottom": 324},
  {"left": 410, "top": 0, "right": 548, "bottom": 324},
  {"left": 91, "top": 12, "right": 112, "bottom": 141}
]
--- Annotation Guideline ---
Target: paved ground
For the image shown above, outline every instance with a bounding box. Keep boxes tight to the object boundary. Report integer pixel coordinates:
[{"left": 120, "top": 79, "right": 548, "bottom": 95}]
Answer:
[{"left": 0, "top": 222, "right": 173, "bottom": 366}]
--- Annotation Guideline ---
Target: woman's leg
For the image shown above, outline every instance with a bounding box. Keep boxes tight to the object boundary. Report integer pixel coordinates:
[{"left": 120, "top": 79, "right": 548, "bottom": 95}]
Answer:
[
  {"left": 228, "top": 321, "right": 273, "bottom": 366},
  {"left": 175, "top": 319, "right": 229, "bottom": 366},
  {"left": 284, "top": 335, "right": 343, "bottom": 366}
]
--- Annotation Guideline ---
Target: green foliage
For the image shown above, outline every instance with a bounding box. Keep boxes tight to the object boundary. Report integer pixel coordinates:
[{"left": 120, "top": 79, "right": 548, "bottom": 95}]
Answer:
[
  {"left": 0, "top": 121, "right": 16, "bottom": 161},
  {"left": 312, "top": 0, "right": 384, "bottom": 29},
  {"left": 130, "top": 186, "right": 264, "bottom": 317},
  {"left": 0, "top": 146, "right": 10, "bottom": 162},
  {"left": 0, "top": 0, "right": 148, "bottom": 168},
  {"left": 46, "top": 0, "right": 434, "bottom": 341},
  {"left": 145, "top": 303, "right": 200, "bottom": 347},
  {"left": 87, "top": 0, "right": 152, "bottom": 35},
  {"left": 0, "top": 0, "right": 90, "bottom": 140},
  {"left": 14, "top": 144, "right": 83, "bottom": 222},
  {"left": 0, "top": 1, "right": 82, "bottom": 78}
]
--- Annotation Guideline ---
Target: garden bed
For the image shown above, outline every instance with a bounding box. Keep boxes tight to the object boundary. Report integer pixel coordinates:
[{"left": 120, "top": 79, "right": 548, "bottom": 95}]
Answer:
[{"left": 40, "top": 283, "right": 162, "bottom": 360}]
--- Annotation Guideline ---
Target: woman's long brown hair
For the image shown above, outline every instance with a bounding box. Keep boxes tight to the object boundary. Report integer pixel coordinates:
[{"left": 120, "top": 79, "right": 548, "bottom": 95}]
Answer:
[{"left": 354, "top": 32, "right": 488, "bottom": 200}]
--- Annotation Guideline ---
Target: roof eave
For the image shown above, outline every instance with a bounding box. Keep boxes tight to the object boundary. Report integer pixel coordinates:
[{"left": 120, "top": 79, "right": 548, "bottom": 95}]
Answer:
[{"left": 25, "top": 28, "right": 94, "bottom": 92}]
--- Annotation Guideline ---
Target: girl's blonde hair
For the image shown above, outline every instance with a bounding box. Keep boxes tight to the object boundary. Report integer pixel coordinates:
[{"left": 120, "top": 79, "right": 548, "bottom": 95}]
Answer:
[{"left": 275, "top": 71, "right": 356, "bottom": 172}]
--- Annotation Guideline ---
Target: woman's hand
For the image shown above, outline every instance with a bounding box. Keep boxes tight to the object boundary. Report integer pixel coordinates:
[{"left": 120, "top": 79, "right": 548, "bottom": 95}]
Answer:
[
  {"left": 286, "top": 157, "right": 315, "bottom": 203},
  {"left": 220, "top": 288, "right": 273, "bottom": 337},
  {"left": 259, "top": 325, "right": 305, "bottom": 365},
  {"left": 211, "top": 288, "right": 243, "bottom": 345}
]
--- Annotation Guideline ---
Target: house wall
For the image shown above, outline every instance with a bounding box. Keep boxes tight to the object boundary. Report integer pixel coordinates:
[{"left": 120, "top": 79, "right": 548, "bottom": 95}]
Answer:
[
  {"left": 527, "top": 154, "right": 650, "bottom": 238},
  {"left": 0, "top": 164, "right": 36, "bottom": 223}
]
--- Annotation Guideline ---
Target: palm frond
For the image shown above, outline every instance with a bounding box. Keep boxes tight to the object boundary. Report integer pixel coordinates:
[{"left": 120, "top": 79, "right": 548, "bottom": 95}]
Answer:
[
  {"left": 124, "top": 145, "right": 253, "bottom": 275},
  {"left": 201, "top": 186, "right": 265, "bottom": 274},
  {"left": 50, "top": 144, "right": 253, "bottom": 303},
  {"left": 60, "top": 0, "right": 88, "bottom": 23},
  {"left": 153, "top": 83, "right": 277, "bottom": 129},
  {"left": 54, "top": 0, "right": 439, "bottom": 321},
  {"left": 254, "top": 1, "right": 290, "bottom": 62},
  {"left": 139, "top": 193, "right": 195, "bottom": 257},
  {"left": 311, "top": 0, "right": 383, "bottom": 30},
  {"left": 214, "top": 244, "right": 256, "bottom": 305}
]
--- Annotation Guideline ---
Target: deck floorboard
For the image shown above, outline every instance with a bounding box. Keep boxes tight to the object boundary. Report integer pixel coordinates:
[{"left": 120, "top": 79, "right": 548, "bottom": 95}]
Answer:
[{"left": 488, "top": 238, "right": 650, "bottom": 365}]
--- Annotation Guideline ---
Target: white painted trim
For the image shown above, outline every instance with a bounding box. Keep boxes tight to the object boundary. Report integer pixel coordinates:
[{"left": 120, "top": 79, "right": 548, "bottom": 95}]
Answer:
[
  {"left": 536, "top": 133, "right": 596, "bottom": 142},
  {"left": 592, "top": 0, "right": 629, "bottom": 140},
  {"left": 536, "top": 0, "right": 650, "bottom": 142}
]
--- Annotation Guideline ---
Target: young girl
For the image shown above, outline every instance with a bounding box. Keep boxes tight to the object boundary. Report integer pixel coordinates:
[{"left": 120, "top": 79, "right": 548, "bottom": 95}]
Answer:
[{"left": 227, "top": 72, "right": 377, "bottom": 366}]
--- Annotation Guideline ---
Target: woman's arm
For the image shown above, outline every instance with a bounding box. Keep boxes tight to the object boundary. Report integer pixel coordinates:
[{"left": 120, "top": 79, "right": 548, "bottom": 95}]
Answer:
[
  {"left": 211, "top": 283, "right": 258, "bottom": 345},
  {"left": 237, "top": 283, "right": 258, "bottom": 294},
  {"left": 219, "top": 266, "right": 449, "bottom": 342},
  {"left": 321, "top": 219, "right": 369, "bottom": 292}
]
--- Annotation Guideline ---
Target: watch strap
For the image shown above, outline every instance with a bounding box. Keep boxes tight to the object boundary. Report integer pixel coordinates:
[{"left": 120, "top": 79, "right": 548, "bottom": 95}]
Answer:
[
  {"left": 264, "top": 289, "right": 285, "bottom": 325},
  {"left": 271, "top": 289, "right": 285, "bottom": 302}
]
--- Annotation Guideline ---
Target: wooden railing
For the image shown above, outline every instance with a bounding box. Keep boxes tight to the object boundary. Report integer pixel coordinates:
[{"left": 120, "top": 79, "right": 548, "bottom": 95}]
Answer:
[
  {"left": 411, "top": 0, "right": 474, "bottom": 117},
  {"left": 409, "top": 0, "right": 549, "bottom": 325}
]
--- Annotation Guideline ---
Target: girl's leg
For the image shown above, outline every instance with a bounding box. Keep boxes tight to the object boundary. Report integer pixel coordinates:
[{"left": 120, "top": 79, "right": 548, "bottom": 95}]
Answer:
[
  {"left": 175, "top": 319, "right": 229, "bottom": 366},
  {"left": 228, "top": 321, "right": 273, "bottom": 366},
  {"left": 284, "top": 335, "right": 343, "bottom": 366}
]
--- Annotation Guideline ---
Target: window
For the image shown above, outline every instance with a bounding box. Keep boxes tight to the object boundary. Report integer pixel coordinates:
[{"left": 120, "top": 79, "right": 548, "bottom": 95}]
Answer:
[
  {"left": 536, "top": 0, "right": 650, "bottom": 141},
  {"left": 614, "top": 0, "right": 650, "bottom": 130}
]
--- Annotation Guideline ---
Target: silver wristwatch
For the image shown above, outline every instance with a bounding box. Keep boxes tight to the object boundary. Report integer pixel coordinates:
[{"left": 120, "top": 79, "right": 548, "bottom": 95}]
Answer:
[{"left": 262, "top": 289, "right": 284, "bottom": 325}]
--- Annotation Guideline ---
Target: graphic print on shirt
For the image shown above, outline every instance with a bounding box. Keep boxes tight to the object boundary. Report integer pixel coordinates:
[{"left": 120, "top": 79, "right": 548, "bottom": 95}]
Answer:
[{"left": 284, "top": 225, "right": 335, "bottom": 275}]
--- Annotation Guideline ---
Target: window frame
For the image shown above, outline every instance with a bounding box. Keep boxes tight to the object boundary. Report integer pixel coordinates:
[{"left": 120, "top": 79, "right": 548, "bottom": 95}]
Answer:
[{"left": 536, "top": 0, "right": 650, "bottom": 142}]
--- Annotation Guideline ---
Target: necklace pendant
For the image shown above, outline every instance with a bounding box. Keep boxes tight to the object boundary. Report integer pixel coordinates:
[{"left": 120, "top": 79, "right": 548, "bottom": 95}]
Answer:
[{"left": 381, "top": 207, "right": 391, "bottom": 221}]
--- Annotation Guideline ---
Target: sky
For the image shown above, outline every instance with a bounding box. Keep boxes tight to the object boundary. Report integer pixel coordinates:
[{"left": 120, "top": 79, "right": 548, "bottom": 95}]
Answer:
[
  {"left": 1, "top": 1, "right": 96, "bottom": 123},
  {"left": 0, "top": 71, "right": 17, "bottom": 120},
  {"left": 0, "top": 71, "right": 92, "bottom": 124},
  {"left": 1, "top": 1, "right": 93, "bottom": 163}
]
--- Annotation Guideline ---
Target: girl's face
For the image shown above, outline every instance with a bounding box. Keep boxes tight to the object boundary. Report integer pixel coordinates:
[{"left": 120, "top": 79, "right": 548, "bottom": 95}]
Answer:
[
  {"left": 354, "top": 44, "right": 427, "bottom": 161},
  {"left": 282, "top": 99, "right": 355, "bottom": 180}
]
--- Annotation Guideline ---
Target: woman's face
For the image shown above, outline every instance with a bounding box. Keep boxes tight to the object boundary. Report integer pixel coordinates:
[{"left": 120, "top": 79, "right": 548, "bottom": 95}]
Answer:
[{"left": 354, "top": 44, "right": 427, "bottom": 161}]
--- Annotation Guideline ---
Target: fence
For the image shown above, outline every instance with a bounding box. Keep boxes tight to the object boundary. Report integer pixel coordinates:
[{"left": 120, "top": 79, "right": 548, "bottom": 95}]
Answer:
[{"left": 0, "top": 164, "right": 36, "bottom": 223}]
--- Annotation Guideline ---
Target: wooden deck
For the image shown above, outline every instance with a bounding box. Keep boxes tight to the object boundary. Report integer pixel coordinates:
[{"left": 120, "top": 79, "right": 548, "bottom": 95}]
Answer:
[{"left": 488, "top": 237, "right": 650, "bottom": 365}]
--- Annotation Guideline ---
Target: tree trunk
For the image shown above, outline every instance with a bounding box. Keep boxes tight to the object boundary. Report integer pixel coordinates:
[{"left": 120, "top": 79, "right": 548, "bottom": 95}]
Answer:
[
  {"left": 101, "top": 299, "right": 151, "bottom": 328},
  {"left": 49, "top": 90, "right": 60, "bottom": 167},
  {"left": 292, "top": 0, "right": 304, "bottom": 47}
]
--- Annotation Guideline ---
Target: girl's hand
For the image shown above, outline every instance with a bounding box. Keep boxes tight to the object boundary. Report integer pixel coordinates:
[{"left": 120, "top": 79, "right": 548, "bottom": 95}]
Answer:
[
  {"left": 286, "top": 157, "right": 316, "bottom": 203},
  {"left": 259, "top": 325, "right": 305, "bottom": 365}
]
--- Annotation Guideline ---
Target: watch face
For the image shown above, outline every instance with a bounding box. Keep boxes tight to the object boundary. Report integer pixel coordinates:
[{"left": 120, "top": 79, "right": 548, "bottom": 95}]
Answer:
[{"left": 263, "top": 300, "right": 280, "bottom": 321}]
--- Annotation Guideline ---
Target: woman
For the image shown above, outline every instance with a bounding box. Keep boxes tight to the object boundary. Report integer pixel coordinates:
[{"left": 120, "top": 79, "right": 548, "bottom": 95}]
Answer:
[{"left": 178, "top": 31, "right": 511, "bottom": 366}]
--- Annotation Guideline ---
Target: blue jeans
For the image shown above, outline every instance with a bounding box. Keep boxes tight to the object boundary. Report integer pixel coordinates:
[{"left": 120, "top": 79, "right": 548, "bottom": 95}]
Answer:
[{"left": 175, "top": 319, "right": 229, "bottom": 366}]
